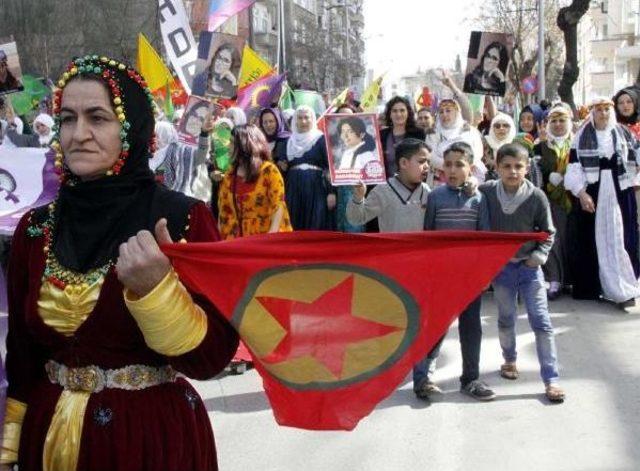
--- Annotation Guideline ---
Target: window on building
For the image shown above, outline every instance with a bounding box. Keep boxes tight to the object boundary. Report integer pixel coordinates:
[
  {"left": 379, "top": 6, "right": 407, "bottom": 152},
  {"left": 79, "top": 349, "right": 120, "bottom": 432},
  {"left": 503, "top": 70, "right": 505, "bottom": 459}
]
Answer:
[
  {"left": 293, "top": 19, "right": 300, "bottom": 41},
  {"left": 253, "top": 4, "right": 270, "bottom": 33},
  {"left": 294, "top": 0, "right": 315, "bottom": 13},
  {"left": 602, "top": 23, "right": 608, "bottom": 38}
]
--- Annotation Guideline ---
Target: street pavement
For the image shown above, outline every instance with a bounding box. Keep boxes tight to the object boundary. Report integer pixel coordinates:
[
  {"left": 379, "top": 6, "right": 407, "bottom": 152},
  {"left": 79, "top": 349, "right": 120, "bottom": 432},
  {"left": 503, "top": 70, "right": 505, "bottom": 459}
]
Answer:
[
  {"left": 1, "top": 292, "right": 638, "bottom": 470},
  {"left": 192, "top": 293, "right": 640, "bottom": 471}
]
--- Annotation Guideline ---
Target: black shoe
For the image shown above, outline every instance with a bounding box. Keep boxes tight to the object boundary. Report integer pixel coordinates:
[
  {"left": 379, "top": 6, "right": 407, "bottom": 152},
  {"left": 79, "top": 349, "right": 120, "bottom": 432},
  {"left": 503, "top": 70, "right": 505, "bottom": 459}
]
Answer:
[
  {"left": 617, "top": 298, "right": 636, "bottom": 310},
  {"left": 460, "top": 380, "right": 496, "bottom": 401},
  {"left": 414, "top": 381, "right": 442, "bottom": 400},
  {"left": 547, "top": 289, "right": 561, "bottom": 301}
]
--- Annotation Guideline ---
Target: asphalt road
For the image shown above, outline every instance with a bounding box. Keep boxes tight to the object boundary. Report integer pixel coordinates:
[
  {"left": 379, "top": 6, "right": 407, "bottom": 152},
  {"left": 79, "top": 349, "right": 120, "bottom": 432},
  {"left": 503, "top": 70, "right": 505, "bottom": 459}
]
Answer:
[
  {"left": 192, "top": 293, "right": 640, "bottom": 471},
  {"left": 0, "top": 291, "right": 637, "bottom": 470}
]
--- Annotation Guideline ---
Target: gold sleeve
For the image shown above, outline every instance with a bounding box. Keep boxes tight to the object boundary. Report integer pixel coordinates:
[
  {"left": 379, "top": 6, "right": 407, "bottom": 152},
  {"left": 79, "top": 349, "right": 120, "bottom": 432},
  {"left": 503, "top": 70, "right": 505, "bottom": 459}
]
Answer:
[
  {"left": 124, "top": 268, "right": 208, "bottom": 356},
  {"left": 1, "top": 398, "right": 27, "bottom": 464}
]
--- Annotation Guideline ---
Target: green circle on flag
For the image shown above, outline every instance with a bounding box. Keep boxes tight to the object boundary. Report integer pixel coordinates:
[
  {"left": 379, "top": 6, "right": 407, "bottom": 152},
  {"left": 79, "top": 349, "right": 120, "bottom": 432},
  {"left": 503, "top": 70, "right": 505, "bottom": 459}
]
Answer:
[{"left": 231, "top": 264, "right": 420, "bottom": 390}]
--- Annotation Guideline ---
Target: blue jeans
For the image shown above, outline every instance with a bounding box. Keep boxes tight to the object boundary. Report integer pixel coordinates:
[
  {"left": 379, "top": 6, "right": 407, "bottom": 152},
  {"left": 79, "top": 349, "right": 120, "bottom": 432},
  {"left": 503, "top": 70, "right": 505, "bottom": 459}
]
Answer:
[
  {"left": 493, "top": 261, "right": 559, "bottom": 384},
  {"left": 413, "top": 296, "right": 483, "bottom": 390}
]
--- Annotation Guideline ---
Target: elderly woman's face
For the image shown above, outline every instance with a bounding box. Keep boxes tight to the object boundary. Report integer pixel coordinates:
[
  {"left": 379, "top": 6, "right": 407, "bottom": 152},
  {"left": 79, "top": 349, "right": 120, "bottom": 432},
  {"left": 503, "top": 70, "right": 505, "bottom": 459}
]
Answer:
[
  {"left": 35, "top": 122, "right": 51, "bottom": 137},
  {"left": 59, "top": 80, "right": 122, "bottom": 181},
  {"left": 483, "top": 47, "right": 500, "bottom": 72},
  {"left": 617, "top": 94, "right": 635, "bottom": 118},
  {"left": 296, "top": 110, "right": 313, "bottom": 132},
  {"left": 213, "top": 48, "right": 233, "bottom": 75},
  {"left": 492, "top": 120, "right": 511, "bottom": 140},
  {"left": 593, "top": 104, "right": 612, "bottom": 130}
]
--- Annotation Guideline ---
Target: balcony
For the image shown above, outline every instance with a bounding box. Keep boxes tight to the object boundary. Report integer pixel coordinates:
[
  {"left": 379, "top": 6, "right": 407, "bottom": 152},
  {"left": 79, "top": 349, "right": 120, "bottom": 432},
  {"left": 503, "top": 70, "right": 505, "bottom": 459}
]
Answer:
[{"left": 254, "top": 28, "right": 278, "bottom": 47}]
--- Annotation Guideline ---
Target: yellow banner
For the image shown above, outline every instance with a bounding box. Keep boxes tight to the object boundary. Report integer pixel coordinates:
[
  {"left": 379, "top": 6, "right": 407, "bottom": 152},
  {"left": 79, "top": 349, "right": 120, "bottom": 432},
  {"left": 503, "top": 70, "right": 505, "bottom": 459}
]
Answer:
[
  {"left": 329, "top": 88, "right": 350, "bottom": 110},
  {"left": 136, "top": 33, "right": 173, "bottom": 93},
  {"left": 360, "top": 75, "right": 384, "bottom": 112},
  {"left": 239, "top": 46, "right": 273, "bottom": 88}
]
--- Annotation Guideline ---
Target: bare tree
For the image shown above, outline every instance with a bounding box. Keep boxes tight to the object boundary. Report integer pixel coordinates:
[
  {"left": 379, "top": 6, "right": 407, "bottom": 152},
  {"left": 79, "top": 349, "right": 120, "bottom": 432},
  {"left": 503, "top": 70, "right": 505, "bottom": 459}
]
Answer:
[
  {"left": 0, "top": 0, "right": 159, "bottom": 80},
  {"left": 290, "top": 13, "right": 349, "bottom": 94},
  {"left": 556, "top": 0, "right": 590, "bottom": 113},
  {"left": 474, "top": 0, "right": 566, "bottom": 103}
]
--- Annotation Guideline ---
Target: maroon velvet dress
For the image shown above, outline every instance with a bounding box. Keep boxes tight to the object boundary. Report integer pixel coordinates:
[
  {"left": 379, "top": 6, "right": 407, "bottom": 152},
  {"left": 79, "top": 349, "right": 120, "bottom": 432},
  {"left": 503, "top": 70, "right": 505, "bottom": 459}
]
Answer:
[{"left": 5, "top": 202, "right": 239, "bottom": 470}]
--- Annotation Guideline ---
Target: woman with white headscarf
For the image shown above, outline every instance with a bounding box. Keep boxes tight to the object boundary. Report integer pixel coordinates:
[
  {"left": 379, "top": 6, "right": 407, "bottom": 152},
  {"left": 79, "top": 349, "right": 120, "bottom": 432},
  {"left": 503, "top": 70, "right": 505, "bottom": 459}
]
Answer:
[
  {"left": 565, "top": 97, "right": 640, "bottom": 308},
  {"left": 225, "top": 106, "right": 247, "bottom": 127},
  {"left": 284, "top": 105, "right": 334, "bottom": 230},
  {"left": 426, "top": 99, "right": 486, "bottom": 187},
  {"left": 4, "top": 113, "right": 54, "bottom": 148},
  {"left": 482, "top": 112, "right": 516, "bottom": 181},
  {"left": 534, "top": 103, "right": 574, "bottom": 299},
  {"left": 150, "top": 120, "right": 212, "bottom": 203}
]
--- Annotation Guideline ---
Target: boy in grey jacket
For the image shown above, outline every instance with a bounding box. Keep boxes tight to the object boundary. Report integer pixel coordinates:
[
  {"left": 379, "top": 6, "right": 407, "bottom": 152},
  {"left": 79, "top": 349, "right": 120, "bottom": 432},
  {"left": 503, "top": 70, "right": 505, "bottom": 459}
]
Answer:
[
  {"left": 479, "top": 143, "right": 565, "bottom": 403},
  {"left": 346, "top": 138, "right": 430, "bottom": 231}
]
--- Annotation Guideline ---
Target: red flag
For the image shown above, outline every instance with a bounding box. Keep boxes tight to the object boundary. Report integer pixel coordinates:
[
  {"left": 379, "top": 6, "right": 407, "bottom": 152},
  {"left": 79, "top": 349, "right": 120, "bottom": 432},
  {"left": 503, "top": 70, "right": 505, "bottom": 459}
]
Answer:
[
  {"left": 417, "top": 86, "right": 433, "bottom": 108},
  {"left": 163, "top": 231, "right": 545, "bottom": 430}
]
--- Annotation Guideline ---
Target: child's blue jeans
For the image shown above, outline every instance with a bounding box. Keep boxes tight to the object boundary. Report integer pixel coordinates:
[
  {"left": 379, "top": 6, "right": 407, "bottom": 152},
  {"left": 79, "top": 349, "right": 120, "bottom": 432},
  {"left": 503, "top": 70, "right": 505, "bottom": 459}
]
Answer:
[{"left": 492, "top": 261, "right": 559, "bottom": 385}]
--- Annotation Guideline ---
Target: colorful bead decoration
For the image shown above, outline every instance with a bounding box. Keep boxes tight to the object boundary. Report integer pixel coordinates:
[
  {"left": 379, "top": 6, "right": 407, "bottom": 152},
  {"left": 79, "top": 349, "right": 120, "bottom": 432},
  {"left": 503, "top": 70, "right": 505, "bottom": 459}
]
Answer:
[
  {"left": 28, "top": 204, "right": 114, "bottom": 291},
  {"left": 51, "top": 55, "right": 158, "bottom": 183}
]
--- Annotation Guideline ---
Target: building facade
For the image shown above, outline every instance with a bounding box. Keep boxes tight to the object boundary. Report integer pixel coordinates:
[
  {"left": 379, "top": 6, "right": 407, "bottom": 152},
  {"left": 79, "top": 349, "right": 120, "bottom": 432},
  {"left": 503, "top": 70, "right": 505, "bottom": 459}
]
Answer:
[
  {"left": 575, "top": 0, "right": 640, "bottom": 102},
  {"left": 249, "top": 0, "right": 365, "bottom": 95}
]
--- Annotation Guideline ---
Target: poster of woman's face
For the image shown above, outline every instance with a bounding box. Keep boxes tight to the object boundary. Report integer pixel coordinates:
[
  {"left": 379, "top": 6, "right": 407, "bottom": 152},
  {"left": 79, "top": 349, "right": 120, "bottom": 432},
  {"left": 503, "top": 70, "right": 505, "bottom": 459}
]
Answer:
[
  {"left": 463, "top": 31, "right": 513, "bottom": 97},
  {"left": 0, "top": 40, "right": 24, "bottom": 96},
  {"left": 177, "top": 96, "right": 211, "bottom": 145},
  {"left": 192, "top": 31, "right": 244, "bottom": 99},
  {"left": 324, "top": 113, "right": 386, "bottom": 186}
]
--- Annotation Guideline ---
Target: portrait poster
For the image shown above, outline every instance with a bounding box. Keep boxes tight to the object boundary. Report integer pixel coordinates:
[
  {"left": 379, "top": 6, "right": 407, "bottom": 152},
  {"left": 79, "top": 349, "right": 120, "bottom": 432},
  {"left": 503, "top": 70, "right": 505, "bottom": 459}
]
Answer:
[
  {"left": 177, "top": 95, "right": 220, "bottom": 145},
  {"left": 463, "top": 31, "right": 514, "bottom": 97},
  {"left": 0, "top": 39, "right": 24, "bottom": 96},
  {"left": 324, "top": 113, "right": 386, "bottom": 186},
  {"left": 192, "top": 31, "right": 245, "bottom": 99}
]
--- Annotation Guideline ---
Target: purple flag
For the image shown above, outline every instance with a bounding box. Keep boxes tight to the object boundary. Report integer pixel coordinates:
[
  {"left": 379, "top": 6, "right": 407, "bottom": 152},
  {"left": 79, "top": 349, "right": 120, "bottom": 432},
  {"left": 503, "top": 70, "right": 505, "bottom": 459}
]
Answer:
[
  {"left": 0, "top": 148, "right": 58, "bottom": 236},
  {"left": 208, "top": 0, "right": 257, "bottom": 32},
  {"left": 236, "top": 73, "right": 286, "bottom": 113}
]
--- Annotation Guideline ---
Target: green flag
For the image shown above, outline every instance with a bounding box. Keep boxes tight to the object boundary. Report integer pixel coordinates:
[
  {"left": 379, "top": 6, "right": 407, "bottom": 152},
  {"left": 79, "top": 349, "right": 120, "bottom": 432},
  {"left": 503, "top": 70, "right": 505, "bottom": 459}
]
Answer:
[
  {"left": 164, "top": 80, "right": 175, "bottom": 121},
  {"left": 9, "top": 75, "right": 51, "bottom": 115},
  {"left": 279, "top": 86, "right": 325, "bottom": 116}
]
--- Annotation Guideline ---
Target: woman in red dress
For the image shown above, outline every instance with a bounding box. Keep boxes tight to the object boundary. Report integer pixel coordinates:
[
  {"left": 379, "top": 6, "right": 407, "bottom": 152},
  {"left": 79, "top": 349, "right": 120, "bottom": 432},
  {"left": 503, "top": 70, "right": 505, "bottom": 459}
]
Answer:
[{"left": 0, "top": 55, "right": 238, "bottom": 470}]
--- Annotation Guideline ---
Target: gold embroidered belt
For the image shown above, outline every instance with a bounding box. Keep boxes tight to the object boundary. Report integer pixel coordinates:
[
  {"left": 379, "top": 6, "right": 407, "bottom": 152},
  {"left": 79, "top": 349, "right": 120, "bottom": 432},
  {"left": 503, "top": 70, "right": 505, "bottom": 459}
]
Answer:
[{"left": 45, "top": 360, "right": 176, "bottom": 393}]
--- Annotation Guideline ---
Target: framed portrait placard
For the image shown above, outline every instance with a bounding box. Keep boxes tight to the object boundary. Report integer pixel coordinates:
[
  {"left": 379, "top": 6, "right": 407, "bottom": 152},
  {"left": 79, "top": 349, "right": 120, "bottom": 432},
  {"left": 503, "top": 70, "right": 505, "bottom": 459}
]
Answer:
[
  {"left": 192, "top": 32, "right": 245, "bottom": 99},
  {"left": 463, "top": 31, "right": 514, "bottom": 97},
  {"left": 0, "top": 39, "right": 24, "bottom": 96},
  {"left": 177, "top": 96, "right": 219, "bottom": 145},
  {"left": 324, "top": 113, "right": 386, "bottom": 186}
]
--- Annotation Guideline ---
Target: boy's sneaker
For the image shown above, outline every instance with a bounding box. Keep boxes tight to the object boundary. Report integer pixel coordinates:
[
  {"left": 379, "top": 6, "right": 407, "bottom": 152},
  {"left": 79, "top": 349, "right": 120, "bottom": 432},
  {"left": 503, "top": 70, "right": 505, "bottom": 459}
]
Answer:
[
  {"left": 460, "top": 380, "right": 496, "bottom": 401},
  {"left": 414, "top": 381, "right": 442, "bottom": 400}
]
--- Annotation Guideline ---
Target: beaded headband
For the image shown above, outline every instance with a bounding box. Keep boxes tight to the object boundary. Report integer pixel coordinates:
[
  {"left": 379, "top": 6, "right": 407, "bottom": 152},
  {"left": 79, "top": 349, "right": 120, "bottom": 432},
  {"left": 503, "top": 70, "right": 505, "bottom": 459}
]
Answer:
[{"left": 51, "top": 55, "right": 158, "bottom": 183}]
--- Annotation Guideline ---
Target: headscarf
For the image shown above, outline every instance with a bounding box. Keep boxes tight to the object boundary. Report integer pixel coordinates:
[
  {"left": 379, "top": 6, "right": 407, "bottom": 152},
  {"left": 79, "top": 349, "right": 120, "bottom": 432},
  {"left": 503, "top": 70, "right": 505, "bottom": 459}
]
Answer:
[
  {"left": 545, "top": 103, "right": 573, "bottom": 146},
  {"left": 613, "top": 87, "right": 639, "bottom": 126},
  {"left": 154, "top": 120, "right": 179, "bottom": 149},
  {"left": 150, "top": 121, "right": 179, "bottom": 171},
  {"left": 44, "top": 55, "right": 195, "bottom": 272},
  {"left": 33, "top": 113, "right": 55, "bottom": 146},
  {"left": 588, "top": 96, "right": 617, "bottom": 134},
  {"left": 485, "top": 112, "right": 516, "bottom": 152},
  {"left": 225, "top": 106, "right": 247, "bottom": 126},
  {"left": 519, "top": 103, "right": 545, "bottom": 137},
  {"left": 435, "top": 99, "right": 464, "bottom": 140},
  {"left": 286, "top": 105, "right": 323, "bottom": 161},
  {"left": 259, "top": 107, "right": 290, "bottom": 142}
]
